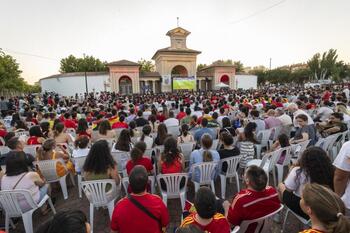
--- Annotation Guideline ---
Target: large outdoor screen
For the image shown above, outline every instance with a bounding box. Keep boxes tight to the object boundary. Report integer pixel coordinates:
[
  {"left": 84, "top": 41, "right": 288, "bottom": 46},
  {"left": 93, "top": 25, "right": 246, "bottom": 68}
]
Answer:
[{"left": 173, "top": 76, "right": 196, "bottom": 90}]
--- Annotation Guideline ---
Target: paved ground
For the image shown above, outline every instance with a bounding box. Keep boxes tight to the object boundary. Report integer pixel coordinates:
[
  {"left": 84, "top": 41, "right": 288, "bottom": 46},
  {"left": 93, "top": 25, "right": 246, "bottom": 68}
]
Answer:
[{"left": 3, "top": 175, "right": 305, "bottom": 233}]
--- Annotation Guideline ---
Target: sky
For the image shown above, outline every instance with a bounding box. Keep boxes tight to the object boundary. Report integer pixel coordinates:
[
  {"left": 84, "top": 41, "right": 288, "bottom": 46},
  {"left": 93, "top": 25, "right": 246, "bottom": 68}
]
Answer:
[{"left": 1, "top": 0, "right": 350, "bottom": 84}]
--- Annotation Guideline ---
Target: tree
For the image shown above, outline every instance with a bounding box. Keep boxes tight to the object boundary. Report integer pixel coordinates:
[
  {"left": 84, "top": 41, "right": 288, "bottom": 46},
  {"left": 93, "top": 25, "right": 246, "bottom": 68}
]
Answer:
[
  {"left": 307, "top": 49, "right": 339, "bottom": 81},
  {"left": 138, "top": 59, "right": 155, "bottom": 73},
  {"left": 197, "top": 63, "right": 207, "bottom": 71},
  {"left": 212, "top": 59, "right": 233, "bottom": 66},
  {"left": 59, "top": 54, "right": 108, "bottom": 73},
  {"left": 233, "top": 61, "right": 244, "bottom": 73}
]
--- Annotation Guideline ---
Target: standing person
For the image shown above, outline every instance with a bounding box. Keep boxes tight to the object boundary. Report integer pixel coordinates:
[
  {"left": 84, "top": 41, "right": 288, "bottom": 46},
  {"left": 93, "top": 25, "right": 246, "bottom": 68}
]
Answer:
[
  {"left": 180, "top": 187, "right": 230, "bottom": 233},
  {"left": 299, "top": 183, "right": 350, "bottom": 233},
  {"left": 333, "top": 141, "right": 350, "bottom": 215},
  {"left": 110, "top": 166, "right": 169, "bottom": 233}
]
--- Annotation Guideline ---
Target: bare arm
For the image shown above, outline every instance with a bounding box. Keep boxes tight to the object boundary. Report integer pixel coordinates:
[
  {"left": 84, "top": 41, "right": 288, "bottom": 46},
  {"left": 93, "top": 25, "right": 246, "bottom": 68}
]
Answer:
[
  {"left": 334, "top": 168, "right": 350, "bottom": 196},
  {"left": 109, "top": 165, "right": 121, "bottom": 185}
]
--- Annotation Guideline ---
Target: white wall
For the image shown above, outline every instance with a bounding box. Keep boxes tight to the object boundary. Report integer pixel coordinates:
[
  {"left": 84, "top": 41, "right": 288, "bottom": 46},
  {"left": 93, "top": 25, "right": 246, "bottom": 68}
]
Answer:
[
  {"left": 235, "top": 75, "right": 257, "bottom": 90},
  {"left": 40, "top": 74, "right": 110, "bottom": 96}
]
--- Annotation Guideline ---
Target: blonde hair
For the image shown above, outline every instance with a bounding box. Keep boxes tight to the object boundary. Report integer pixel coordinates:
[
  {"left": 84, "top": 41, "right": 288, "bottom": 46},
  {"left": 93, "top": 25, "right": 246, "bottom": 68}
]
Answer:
[
  {"left": 37, "top": 139, "right": 56, "bottom": 160},
  {"left": 303, "top": 183, "right": 350, "bottom": 233}
]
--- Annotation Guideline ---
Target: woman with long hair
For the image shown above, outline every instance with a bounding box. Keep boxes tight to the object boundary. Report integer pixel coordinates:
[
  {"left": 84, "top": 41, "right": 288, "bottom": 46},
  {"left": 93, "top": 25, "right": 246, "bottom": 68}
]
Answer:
[
  {"left": 52, "top": 122, "right": 73, "bottom": 144},
  {"left": 300, "top": 183, "right": 350, "bottom": 233},
  {"left": 154, "top": 123, "right": 168, "bottom": 146},
  {"left": 83, "top": 140, "right": 120, "bottom": 186},
  {"left": 113, "top": 129, "right": 132, "bottom": 152},
  {"left": 93, "top": 120, "right": 116, "bottom": 142},
  {"left": 128, "top": 121, "right": 141, "bottom": 138},
  {"left": 291, "top": 114, "right": 317, "bottom": 146},
  {"left": 189, "top": 134, "right": 220, "bottom": 182},
  {"left": 177, "top": 124, "right": 194, "bottom": 144},
  {"left": 218, "top": 131, "right": 240, "bottom": 172},
  {"left": 25, "top": 111, "right": 38, "bottom": 125},
  {"left": 238, "top": 122, "right": 258, "bottom": 169},
  {"left": 148, "top": 114, "right": 159, "bottom": 133},
  {"left": 40, "top": 121, "right": 51, "bottom": 139},
  {"left": 76, "top": 118, "right": 91, "bottom": 139},
  {"left": 278, "top": 146, "right": 334, "bottom": 219},
  {"left": 159, "top": 136, "right": 184, "bottom": 174},
  {"left": 219, "top": 117, "right": 236, "bottom": 137},
  {"left": 125, "top": 143, "right": 153, "bottom": 175},
  {"left": 138, "top": 125, "right": 153, "bottom": 149}
]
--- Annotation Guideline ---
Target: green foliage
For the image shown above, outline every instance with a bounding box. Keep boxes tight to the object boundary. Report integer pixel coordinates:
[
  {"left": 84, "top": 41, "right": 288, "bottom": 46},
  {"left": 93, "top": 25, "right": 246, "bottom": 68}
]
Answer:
[
  {"left": 212, "top": 59, "right": 233, "bottom": 65},
  {"left": 197, "top": 63, "right": 207, "bottom": 71},
  {"left": 59, "top": 54, "right": 108, "bottom": 73},
  {"left": 233, "top": 61, "right": 244, "bottom": 73},
  {"left": 307, "top": 49, "right": 341, "bottom": 81},
  {"left": 138, "top": 59, "right": 155, "bottom": 73}
]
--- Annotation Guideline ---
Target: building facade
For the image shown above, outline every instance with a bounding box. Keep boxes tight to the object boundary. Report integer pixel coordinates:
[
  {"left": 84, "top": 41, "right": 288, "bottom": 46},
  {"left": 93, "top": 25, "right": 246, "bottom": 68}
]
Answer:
[{"left": 40, "top": 26, "right": 241, "bottom": 96}]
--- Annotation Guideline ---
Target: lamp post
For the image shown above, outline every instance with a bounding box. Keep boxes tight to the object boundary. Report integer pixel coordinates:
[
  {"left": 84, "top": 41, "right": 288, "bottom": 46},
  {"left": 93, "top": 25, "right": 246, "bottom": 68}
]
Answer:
[{"left": 84, "top": 71, "right": 88, "bottom": 95}]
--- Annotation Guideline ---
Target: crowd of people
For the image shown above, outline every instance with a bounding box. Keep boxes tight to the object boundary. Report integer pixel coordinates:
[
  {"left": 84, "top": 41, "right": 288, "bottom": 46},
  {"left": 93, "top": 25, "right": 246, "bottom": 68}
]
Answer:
[{"left": 0, "top": 85, "right": 350, "bottom": 233}]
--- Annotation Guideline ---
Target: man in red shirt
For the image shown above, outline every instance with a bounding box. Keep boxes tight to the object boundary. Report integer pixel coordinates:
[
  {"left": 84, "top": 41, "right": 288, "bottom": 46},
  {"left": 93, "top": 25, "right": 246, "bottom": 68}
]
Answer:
[
  {"left": 63, "top": 113, "right": 77, "bottom": 129},
  {"left": 223, "top": 165, "right": 281, "bottom": 233},
  {"left": 322, "top": 87, "right": 332, "bottom": 102},
  {"left": 110, "top": 166, "right": 169, "bottom": 233},
  {"left": 176, "top": 107, "right": 187, "bottom": 120},
  {"left": 180, "top": 187, "right": 231, "bottom": 233}
]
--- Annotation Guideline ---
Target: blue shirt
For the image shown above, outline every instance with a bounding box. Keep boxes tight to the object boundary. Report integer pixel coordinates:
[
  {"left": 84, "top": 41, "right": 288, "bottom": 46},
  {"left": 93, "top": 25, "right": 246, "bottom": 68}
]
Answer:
[
  {"left": 194, "top": 127, "right": 216, "bottom": 142},
  {"left": 189, "top": 149, "right": 220, "bottom": 182}
]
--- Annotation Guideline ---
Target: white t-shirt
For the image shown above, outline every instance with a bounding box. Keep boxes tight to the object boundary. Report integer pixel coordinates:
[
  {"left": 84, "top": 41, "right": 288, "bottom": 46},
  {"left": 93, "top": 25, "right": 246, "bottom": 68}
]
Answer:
[
  {"left": 293, "top": 109, "right": 314, "bottom": 127},
  {"left": 333, "top": 141, "right": 350, "bottom": 209},
  {"left": 317, "top": 107, "right": 333, "bottom": 122},
  {"left": 137, "top": 136, "right": 154, "bottom": 150},
  {"left": 164, "top": 118, "right": 179, "bottom": 127},
  {"left": 277, "top": 114, "right": 292, "bottom": 126},
  {"left": 344, "top": 88, "right": 350, "bottom": 100},
  {"left": 284, "top": 166, "right": 308, "bottom": 197},
  {"left": 72, "top": 148, "right": 90, "bottom": 158}
]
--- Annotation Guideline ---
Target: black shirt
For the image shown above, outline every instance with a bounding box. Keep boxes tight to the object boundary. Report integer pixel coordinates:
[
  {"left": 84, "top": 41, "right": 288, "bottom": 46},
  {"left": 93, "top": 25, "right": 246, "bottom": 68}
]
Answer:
[
  {"left": 135, "top": 117, "right": 149, "bottom": 127},
  {"left": 218, "top": 147, "right": 240, "bottom": 172}
]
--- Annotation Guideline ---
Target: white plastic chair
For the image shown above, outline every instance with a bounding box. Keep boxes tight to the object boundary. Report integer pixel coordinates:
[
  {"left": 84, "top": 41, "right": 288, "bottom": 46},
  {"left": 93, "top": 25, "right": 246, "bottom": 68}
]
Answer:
[
  {"left": 0, "top": 189, "right": 56, "bottom": 233},
  {"left": 121, "top": 175, "right": 156, "bottom": 194},
  {"left": 255, "top": 129, "right": 272, "bottom": 159},
  {"left": 282, "top": 206, "right": 311, "bottom": 232},
  {"left": 211, "top": 139, "right": 219, "bottom": 150},
  {"left": 274, "top": 146, "right": 292, "bottom": 184},
  {"left": 66, "top": 128, "right": 76, "bottom": 138},
  {"left": 81, "top": 179, "right": 119, "bottom": 233},
  {"left": 191, "top": 162, "right": 217, "bottom": 193},
  {"left": 231, "top": 226, "right": 240, "bottom": 233},
  {"left": 111, "top": 151, "right": 130, "bottom": 177},
  {"left": 0, "top": 146, "right": 10, "bottom": 155},
  {"left": 235, "top": 204, "right": 283, "bottom": 233},
  {"left": 291, "top": 140, "right": 310, "bottom": 164},
  {"left": 23, "top": 145, "right": 41, "bottom": 157},
  {"left": 219, "top": 156, "right": 242, "bottom": 199},
  {"left": 167, "top": 125, "right": 180, "bottom": 137},
  {"left": 34, "top": 159, "right": 70, "bottom": 199},
  {"left": 73, "top": 156, "right": 88, "bottom": 198},
  {"left": 315, "top": 134, "right": 339, "bottom": 161},
  {"left": 179, "top": 142, "right": 195, "bottom": 163},
  {"left": 157, "top": 173, "right": 188, "bottom": 211},
  {"left": 246, "top": 149, "right": 283, "bottom": 187}
]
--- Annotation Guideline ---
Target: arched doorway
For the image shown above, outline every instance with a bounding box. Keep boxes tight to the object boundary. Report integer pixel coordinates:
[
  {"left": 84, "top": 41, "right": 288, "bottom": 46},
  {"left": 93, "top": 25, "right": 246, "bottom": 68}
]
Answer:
[
  {"left": 171, "top": 65, "right": 189, "bottom": 91},
  {"left": 119, "top": 76, "right": 132, "bottom": 95},
  {"left": 220, "top": 75, "right": 229, "bottom": 85}
]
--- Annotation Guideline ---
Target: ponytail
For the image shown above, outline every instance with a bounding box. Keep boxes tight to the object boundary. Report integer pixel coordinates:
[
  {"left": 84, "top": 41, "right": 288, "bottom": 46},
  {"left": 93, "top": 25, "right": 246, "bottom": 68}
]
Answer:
[
  {"left": 203, "top": 149, "right": 213, "bottom": 162},
  {"left": 328, "top": 214, "right": 350, "bottom": 233}
]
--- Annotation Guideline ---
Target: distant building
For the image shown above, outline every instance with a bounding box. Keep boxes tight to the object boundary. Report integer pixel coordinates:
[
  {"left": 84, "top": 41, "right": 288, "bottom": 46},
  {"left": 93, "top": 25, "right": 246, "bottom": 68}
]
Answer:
[{"left": 40, "top": 26, "right": 256, "bottom": 96}]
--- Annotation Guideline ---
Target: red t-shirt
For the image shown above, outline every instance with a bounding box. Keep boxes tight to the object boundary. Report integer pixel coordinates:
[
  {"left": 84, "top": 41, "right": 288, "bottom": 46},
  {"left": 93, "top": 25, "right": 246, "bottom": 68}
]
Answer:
[
  {"left": 27, "top": 136, "right": 41, "bottom": 145},
  {"left": 157, "top": 114, "right": 166, "bottom": 123},
  {"left": 64, "top": 119, "right": 76, "bottom": 129},
  {"left": 126, "top": 157, "right": 153, "bottom": 175},
  {"left": 78, "top": 131, "right": 91, "bottom": 138},
  {"left": 322, "top": 91, "right": 331, "bottom": 101},
  {"left": 0, "top": 129, "right": 7, "bottom": 146},
  {"left": 176, "top": 112, "right": 186, "bottom": 120},
  {"left": 112, "top": 122, "right": 128, "bottom": 129},
  {"left": 181, "top": 213, "right": 231, "bottom": 233},
  {"left": 161, "top": 158, "right": 182, "bottom": 174},
  {"left": 110, "top": 193, "right": 169, "bottom": 233},
  {"left": 227, "top": 186, "right": 280, "bottom": 233}
]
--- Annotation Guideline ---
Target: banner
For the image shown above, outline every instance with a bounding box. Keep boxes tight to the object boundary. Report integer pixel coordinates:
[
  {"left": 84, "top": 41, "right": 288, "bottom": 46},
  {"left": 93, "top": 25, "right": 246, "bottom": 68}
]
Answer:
[{"left": 162, "top": 75, "right": 171, "bottom": 86}]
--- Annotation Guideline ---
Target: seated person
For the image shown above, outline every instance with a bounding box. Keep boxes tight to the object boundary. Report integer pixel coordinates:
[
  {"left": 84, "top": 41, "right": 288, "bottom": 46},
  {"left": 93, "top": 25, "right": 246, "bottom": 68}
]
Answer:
[
  {"left": 126, "top": 143, "right": 153, "bottom": 176},
  {"left": 290, "top": 114, "right": 317, "bottom": 146},
  {"left": 223, "top": 165, "right": 280, "bottom": 233},
  {"left": 180, "top": 187, "right": 230, "bottom": 233},
  {"left": 176, "top": 225, "right": 204, "bottom": 233},
  {"left": 0, "top": 137, "right": 35, "bottom": 169},
  {"left": 27, "top": 125, "right": 45, "bottom": 145},
  {"left": 218, "top": 132, "right": 240, "bottom": 172},
  {"left": 316, "top": 112, "right": 348, "bottom": 138}
]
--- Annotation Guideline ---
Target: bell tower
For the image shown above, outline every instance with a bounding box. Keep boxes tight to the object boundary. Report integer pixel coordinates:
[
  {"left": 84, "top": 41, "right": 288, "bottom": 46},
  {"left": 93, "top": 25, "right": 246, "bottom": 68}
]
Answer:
[{"left": 166, "top": 27, "right": 190, "bottom": 50}]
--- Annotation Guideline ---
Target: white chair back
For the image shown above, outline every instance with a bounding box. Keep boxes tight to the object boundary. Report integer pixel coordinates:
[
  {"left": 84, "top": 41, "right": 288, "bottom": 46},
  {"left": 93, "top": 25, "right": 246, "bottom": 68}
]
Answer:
[
  {"left": 23, "top": 145, "right": 41, "bottom": 157},
  {"left": 179, "top": 142, "right": 195, "bottom": 162},
  {"left": 35, "top": 159, "right": 66, "bottom": 182},
  {"left": 291, "top": 140, "right": 310, "bottom": 161},
  {"left": 66, "top": 128, "right": 76, "bottom": 137},
  {"left": 111, "top": 151, "right": 130, "bottom": 175},
  {"left": 257, "top": 129, "right": 272, "bottom": 146},
  {"left": 191, "top": 162, "right": 217, "bottom": 184},
  {"left": 0, "top": 189, "right": 38, "bottom": 216},
  {"left": 0, "top": 146, "right": 10, "bottom": 155},
  {"left": 157, "top": 173, "right": 188, "bottom": 197},
  {"left": 144, "top": 148, "right": 155, "bottom": 159},
  {"left": 236, "top": 204, "right": 283, "bottom": 233},
  {"left": 81, "top": 179, "right": 117, "bottom": 207},
  {"left": 167, "top": 126, "right": 180, "bottom": 137},
  {"left": 219, "top": 156, "right": 242, "bottom": 177},
  {"left": 73, "top": 156, "right": 87, "bottom": 172},
  {"left": 211, "top": 139, "right": 219, "bottom": 150}
]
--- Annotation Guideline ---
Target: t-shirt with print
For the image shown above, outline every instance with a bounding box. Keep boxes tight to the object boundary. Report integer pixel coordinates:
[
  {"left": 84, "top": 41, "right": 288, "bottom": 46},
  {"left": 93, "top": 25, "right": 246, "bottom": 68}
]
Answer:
[{"left": 180, "top": 213, "right": 230, "bottom": 233}]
